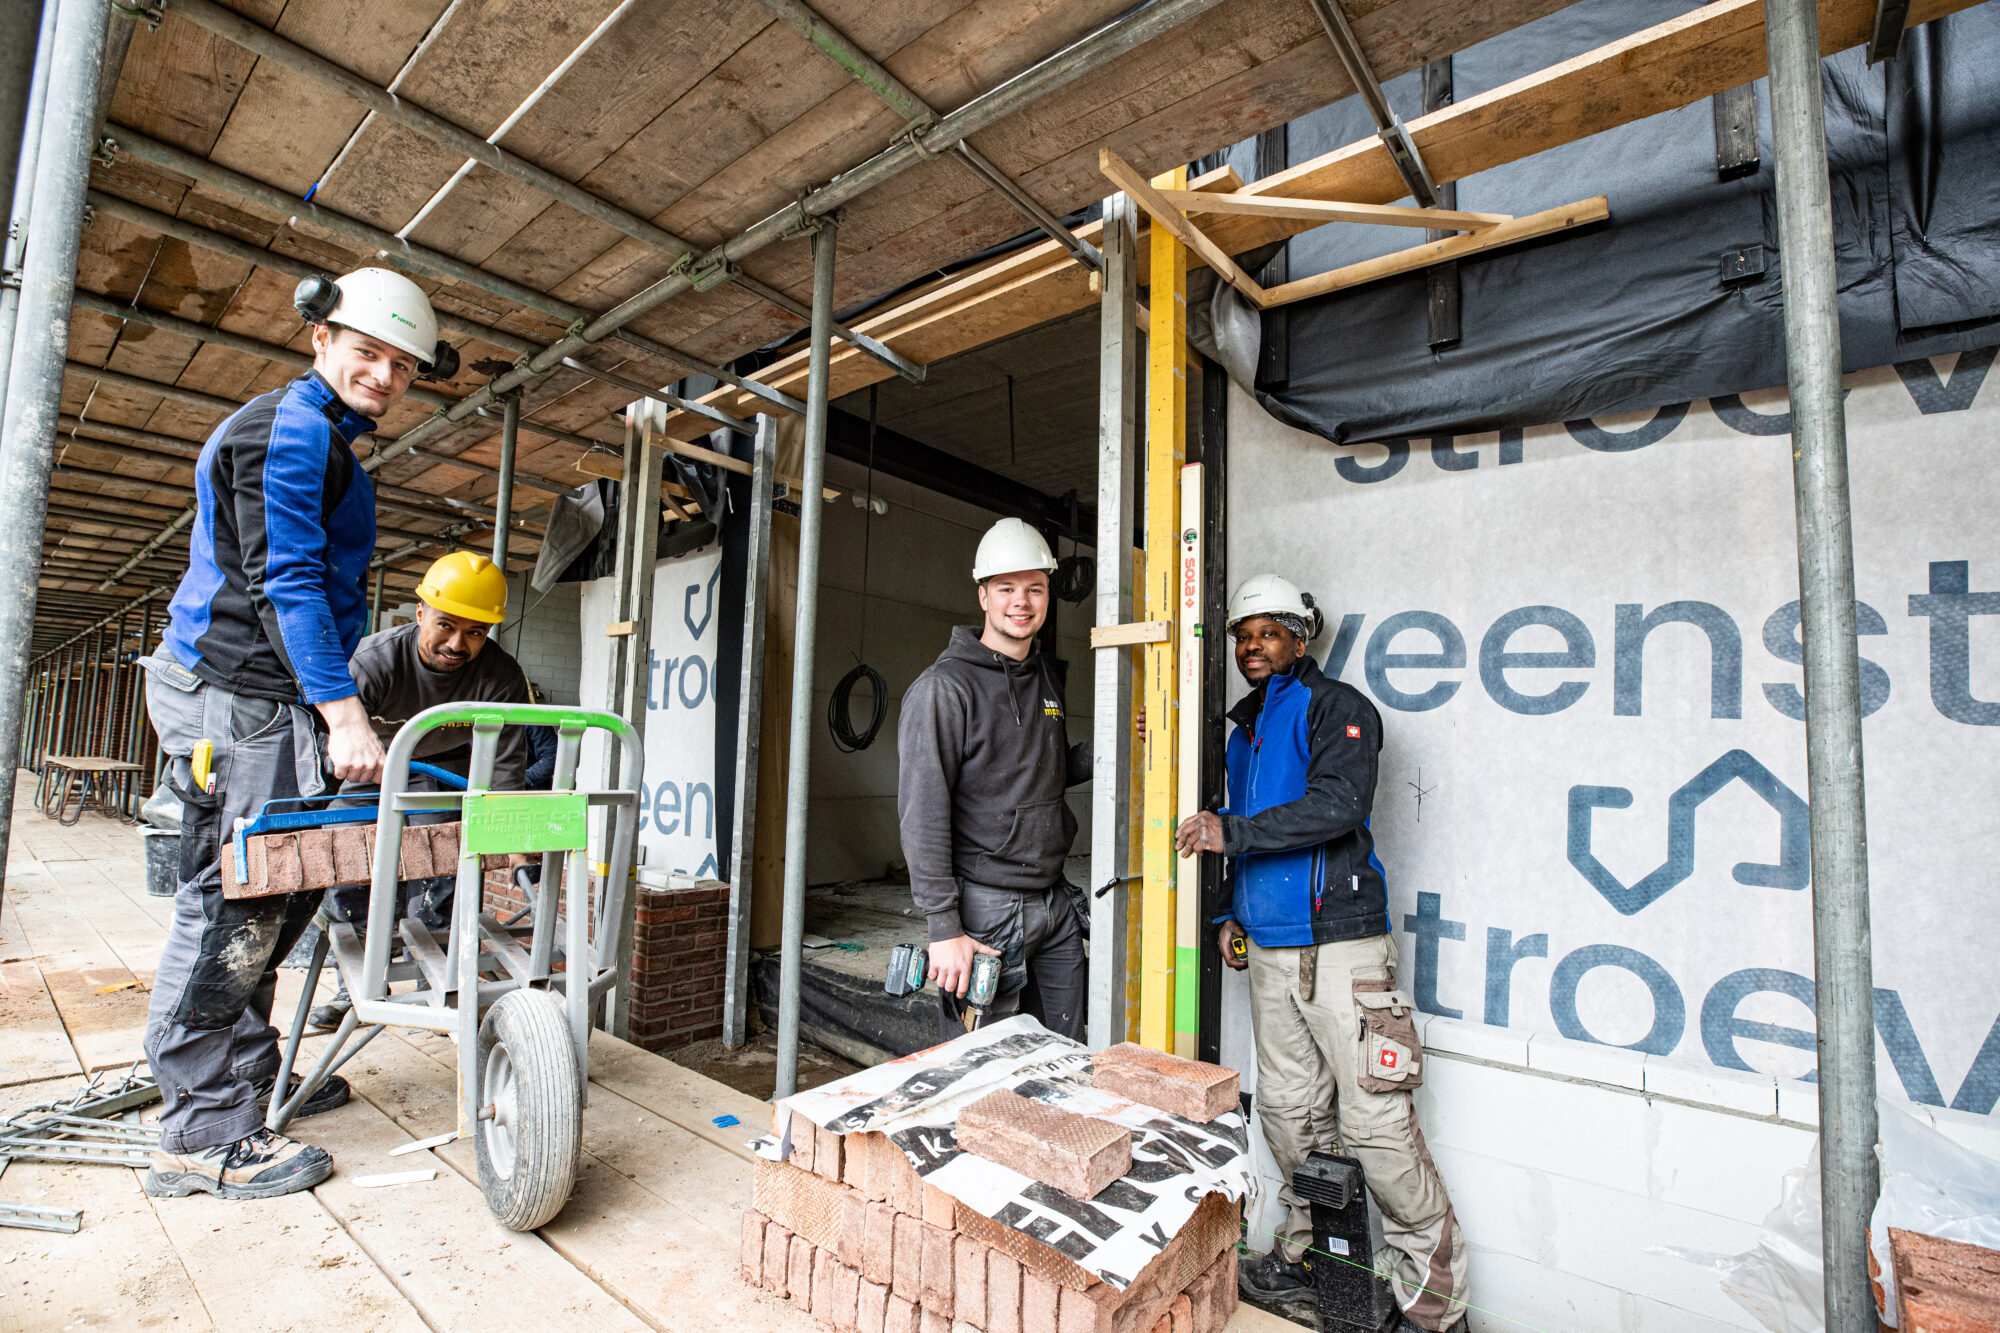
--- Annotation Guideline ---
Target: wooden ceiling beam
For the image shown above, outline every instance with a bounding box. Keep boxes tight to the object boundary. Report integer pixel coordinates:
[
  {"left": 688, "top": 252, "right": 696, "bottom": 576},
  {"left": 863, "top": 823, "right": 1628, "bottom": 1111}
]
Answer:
[{"left": 659, "top": 0, "right": 1980, "bottom": 443}]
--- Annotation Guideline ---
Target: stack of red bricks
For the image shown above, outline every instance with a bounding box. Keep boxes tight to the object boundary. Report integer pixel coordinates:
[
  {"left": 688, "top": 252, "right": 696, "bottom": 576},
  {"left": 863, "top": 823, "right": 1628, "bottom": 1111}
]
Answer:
[
  {"left": 742, "top": 1047, "right": 1247, "bottom": 1333},
  {"left": 482, "top": 867, "right": 728, "bottom": 1054},
  {"left": 1889, "top": 1227, "right": 2000, "bottom": 1332}
]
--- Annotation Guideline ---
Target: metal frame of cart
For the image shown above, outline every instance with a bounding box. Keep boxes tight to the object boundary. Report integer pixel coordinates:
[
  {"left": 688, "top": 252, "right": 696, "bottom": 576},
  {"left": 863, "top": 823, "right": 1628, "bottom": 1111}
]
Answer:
[{"left": 266, "top": 701, "right": 641, "bottom": 1230}]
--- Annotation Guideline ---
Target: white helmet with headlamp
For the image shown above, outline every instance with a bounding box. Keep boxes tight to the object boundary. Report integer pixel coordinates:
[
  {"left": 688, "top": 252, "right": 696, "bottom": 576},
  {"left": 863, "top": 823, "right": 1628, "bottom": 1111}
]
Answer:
[{"left": 293, "top": 268, "right": 458, "bottom": 380}]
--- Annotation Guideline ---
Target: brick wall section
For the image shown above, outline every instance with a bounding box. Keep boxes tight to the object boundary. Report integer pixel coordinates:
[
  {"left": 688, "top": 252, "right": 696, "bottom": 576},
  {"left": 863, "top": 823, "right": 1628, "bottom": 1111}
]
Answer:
[{"left": 480, "top": 866, "right": 727, "bottom": 1053}]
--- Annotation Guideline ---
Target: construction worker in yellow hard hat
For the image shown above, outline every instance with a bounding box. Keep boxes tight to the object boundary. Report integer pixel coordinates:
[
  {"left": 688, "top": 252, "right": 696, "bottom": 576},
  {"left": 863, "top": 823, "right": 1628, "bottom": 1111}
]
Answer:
[{"left": 308, "top": 550, "right": 532, "bottom": 1030}]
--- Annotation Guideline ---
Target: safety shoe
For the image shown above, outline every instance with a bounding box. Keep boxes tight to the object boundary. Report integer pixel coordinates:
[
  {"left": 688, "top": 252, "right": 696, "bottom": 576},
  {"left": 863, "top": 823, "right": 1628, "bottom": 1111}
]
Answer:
[
  {"left": 307, "top": 986, "right": 350, "bottom": 1030},
  {"left": 250, "top": 1072, "right": 351, "bottom": 1119},
  {"left": 1237, "top": 1248, "right": 1314, "bottom": 1301},
  {"left": 143, "top": 1128, "right": 333, "bottom": 1200}
]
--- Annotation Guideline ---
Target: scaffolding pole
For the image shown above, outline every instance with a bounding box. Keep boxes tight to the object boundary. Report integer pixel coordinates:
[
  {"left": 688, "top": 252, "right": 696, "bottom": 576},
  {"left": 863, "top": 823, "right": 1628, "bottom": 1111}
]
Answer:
[
  {"left": 1089, "top": 193, "right": 1140, "bottom": 1049},
  {"left": 0, "top": 0, "right": 112, "bottom": 899},
  {"left": 492, "top": 394, "right": 520, "bottom": 569},
  {"left": 0, "top": 0, "right": 57, "bottom": 426},
  {"left": 774, "top": 220, "right": 838, "bottom": 1099},
  {"left": 1764, "top": 2, "right": 1879, "bottom": 1329},
  {"left": 723, "top": 415, "right": 778, "bottom": 1048}
]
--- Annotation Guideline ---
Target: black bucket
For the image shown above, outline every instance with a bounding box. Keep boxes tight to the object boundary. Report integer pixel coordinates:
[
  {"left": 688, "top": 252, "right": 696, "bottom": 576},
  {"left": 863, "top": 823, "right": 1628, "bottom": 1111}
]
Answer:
[{"left": 140, "top": 825, "right": 180, "bottom": 897}]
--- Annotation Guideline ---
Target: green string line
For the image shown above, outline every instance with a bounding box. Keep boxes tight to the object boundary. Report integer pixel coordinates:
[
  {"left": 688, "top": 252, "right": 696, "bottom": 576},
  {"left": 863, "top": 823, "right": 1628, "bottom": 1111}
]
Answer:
[{"left": 1234, "top": 1220, "right": 1556, "bottom": 1333}]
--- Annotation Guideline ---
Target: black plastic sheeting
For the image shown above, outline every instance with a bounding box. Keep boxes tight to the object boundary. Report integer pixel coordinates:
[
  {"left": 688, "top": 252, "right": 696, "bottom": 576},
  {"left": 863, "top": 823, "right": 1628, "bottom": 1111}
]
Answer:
[
  {"left": 1229, "top": 2, "right": 2000, "bottom": 444},
  {"left": 752, "top": 952, "right": 937, "bottom": 1062}
]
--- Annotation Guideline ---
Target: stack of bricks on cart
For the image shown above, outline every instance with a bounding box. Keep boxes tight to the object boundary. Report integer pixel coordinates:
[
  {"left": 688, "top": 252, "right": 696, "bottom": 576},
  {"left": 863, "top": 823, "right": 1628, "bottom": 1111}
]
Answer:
[{"left": 743, "top": 1090, "right": 1243, "bottom": 1333}]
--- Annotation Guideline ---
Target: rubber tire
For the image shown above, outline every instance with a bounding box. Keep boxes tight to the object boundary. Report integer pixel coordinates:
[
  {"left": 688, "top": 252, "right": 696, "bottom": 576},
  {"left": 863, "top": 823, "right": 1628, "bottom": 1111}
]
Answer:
[{"left": 474, "top": 988, "right": 582, "bottom": 1231}]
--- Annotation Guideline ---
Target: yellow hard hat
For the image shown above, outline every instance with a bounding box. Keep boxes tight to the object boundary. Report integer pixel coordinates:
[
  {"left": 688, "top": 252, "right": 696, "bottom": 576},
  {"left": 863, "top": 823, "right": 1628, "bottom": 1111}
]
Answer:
[{"left": 415, "top": 551, "right": 508, "bottom": 624}]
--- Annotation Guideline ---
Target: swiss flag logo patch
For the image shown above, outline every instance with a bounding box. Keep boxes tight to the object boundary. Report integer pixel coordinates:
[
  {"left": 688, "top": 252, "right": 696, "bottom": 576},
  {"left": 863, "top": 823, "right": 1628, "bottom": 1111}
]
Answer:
[
  {"left": 1379, "top": 1049, "right": 1399, "bottom": 1070},
  {"left": 1346, "top": 725, "right": 1361, "bottom": 739}
]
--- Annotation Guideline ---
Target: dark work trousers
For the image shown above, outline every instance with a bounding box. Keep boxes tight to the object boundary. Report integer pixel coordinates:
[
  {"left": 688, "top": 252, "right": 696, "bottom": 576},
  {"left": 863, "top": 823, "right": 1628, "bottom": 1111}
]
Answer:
[
  {"left": 940, "top": 880, "right": 1085, "bottom": 1041},
  {"left": 139, "top": 655, "right": 328, "bottom": 1153}
]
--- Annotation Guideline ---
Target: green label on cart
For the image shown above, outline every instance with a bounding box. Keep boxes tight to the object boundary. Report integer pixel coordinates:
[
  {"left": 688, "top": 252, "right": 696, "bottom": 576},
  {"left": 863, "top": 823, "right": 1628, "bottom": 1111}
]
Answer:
[{"left": 460, "top": 791, "right": 588, "bottom": 855}]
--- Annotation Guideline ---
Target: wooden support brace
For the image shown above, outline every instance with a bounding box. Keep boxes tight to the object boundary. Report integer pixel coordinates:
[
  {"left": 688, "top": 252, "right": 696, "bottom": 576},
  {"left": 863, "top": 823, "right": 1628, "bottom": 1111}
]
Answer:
[
  {"left": 1100, "top": 149, "right": 1268, "bottom": 310},
  {"left": 1257, "top": 196, "right": 1611, "bottom": 308},
  {"left": 606, "top": 621, "right": 638, "bottom": 637},
  {"left": 1089, "top": 620, "right": 1172, "bottom": 649},
  {"left": 1148, "top": 188, "right": 1508, "bottom": 232}
]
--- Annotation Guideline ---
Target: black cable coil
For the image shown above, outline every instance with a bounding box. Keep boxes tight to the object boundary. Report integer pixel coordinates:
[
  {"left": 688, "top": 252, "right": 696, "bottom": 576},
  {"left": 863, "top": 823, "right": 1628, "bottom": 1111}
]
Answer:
[
  {"left": 1053, "top": 553, "right": 1095, "bottom": 604},
  {"left": 827, "top": 661, "right": 888, "bottom": 752}
]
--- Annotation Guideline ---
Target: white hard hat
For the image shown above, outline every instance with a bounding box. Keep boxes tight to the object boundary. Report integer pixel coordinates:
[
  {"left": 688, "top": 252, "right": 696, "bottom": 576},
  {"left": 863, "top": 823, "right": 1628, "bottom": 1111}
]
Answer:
[
  {"left": 294, "top": 267, "right": 442, "bottom": 369},
  {"left": 972, "top": 517, "right": 1056, "bottom": 582},
  {"left": 1227, "top": 574, "right": 1323, "bottom": 639}
]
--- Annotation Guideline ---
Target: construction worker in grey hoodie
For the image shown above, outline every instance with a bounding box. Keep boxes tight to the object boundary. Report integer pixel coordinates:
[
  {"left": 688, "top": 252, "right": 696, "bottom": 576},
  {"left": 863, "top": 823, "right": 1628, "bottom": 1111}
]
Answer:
[{"left": 897, "top": 518, "right": 1090, "bottom": 1040}]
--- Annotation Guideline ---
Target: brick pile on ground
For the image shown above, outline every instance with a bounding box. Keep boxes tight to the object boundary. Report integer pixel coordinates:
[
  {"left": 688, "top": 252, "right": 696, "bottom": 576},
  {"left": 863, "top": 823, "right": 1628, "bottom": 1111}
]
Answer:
[
  {"left": 1890, "top": 1227, "right": 2000, "bottom": 1332},
  {"left": 742, "top": 1106, "right": 1241, "bottom": 1333}
]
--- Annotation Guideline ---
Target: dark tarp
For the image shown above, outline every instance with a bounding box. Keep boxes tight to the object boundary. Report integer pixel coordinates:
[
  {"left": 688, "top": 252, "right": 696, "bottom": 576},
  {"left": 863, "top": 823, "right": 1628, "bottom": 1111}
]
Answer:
[{"left": 1225, "top": 1, "right": 2000, "bottom": 443}]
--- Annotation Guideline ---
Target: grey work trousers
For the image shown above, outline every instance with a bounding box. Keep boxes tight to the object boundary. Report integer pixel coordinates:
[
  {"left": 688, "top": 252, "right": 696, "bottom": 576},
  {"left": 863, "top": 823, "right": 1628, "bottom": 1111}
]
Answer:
[
  {"left": 940, "top": 880, "right": 1085, "bottom": 1041},
  {"left": 1248, "top": 932, "right": 1469, "bottom": 1332},
  {"left": 140, "top": 658, "right": 328, "bottom": 1153}
]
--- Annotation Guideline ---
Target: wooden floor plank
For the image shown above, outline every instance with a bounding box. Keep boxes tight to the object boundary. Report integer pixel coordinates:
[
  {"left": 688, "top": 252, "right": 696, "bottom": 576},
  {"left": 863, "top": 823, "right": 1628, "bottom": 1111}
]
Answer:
[
  {"left": 582, "top": 1032, "right": 773, "bottom": 1163},
  {"left": 144, "top": 1182, "right": 430, "bottom": 1333},
  {"left": 6, "top": 873, "right": 150, "bottom": 1072},
  {"left": 0, "top": 949, "right": 86, "bottom": 1087},
  {"left": 302, "top": 1083, "right": 649, "bottom": 1332},
  {"left": 0, "top": 1154, "right": 214, "bottom": 1331}
]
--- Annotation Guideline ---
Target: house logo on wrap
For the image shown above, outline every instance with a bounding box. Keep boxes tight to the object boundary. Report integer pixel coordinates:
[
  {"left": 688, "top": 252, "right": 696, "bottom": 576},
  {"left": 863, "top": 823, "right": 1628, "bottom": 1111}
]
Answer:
[{"left": 1566, "top": 750, "right": 1810, "bottom": 915}]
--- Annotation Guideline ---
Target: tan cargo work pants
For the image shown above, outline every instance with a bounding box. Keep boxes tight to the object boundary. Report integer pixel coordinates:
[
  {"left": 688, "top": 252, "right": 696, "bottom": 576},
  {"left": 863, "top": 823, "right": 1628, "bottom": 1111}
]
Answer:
[{"left": 1248, "top": 931, "right": 1469, "bottom": 1331}]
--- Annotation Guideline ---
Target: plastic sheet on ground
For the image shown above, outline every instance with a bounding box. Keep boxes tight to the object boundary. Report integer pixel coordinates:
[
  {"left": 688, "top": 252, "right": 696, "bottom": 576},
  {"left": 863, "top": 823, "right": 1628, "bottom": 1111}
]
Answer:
[{"left": 758, "top": 1015, "right": 1258, "bottom": 1290}]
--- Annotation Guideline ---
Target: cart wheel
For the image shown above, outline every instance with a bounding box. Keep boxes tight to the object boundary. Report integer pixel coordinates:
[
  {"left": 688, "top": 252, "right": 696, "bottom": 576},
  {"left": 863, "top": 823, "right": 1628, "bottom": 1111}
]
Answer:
[{"left": 474, "top": 988, "right": 581, "bottom": 1231}]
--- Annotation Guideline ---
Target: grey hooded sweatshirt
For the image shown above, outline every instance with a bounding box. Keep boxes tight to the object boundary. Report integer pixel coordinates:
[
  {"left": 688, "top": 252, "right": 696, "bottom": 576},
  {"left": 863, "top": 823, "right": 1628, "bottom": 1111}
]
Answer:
[{"left": 897, "top": 625, "right": 1091, "bottom": 941}]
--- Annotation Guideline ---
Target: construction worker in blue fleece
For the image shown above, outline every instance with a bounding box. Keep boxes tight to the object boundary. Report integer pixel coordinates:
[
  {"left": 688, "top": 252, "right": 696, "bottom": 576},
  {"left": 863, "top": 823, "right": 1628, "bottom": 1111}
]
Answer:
[
  {"left": 1176, "top": 575, "right": 1468, "bottom": 1331},
  {"left": 137, "top": 268, "right": 454, "bottom": 1202}
]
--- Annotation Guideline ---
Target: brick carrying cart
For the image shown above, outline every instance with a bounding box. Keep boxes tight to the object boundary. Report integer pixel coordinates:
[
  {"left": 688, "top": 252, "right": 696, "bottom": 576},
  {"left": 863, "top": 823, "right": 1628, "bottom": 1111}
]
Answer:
[{"left": 262, "top": 702, "right": 643, "bottom": 1231}]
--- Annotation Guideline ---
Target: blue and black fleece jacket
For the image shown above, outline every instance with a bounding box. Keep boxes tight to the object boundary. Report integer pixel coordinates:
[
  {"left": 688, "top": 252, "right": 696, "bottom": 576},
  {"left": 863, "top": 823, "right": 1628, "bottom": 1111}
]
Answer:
[
  {"left": 1220, "top": 655, "right": 1390, "bottom": 948},
  {"left": 162, "top": 372, "right": 376, "bottom": 704}
]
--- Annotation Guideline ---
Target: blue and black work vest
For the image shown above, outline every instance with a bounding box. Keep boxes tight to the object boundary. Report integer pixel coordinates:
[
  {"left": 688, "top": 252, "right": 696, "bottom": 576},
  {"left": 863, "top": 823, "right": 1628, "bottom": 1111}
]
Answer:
[{"left": 1221, "top": 657, "right": 1390, "bottom": 948}]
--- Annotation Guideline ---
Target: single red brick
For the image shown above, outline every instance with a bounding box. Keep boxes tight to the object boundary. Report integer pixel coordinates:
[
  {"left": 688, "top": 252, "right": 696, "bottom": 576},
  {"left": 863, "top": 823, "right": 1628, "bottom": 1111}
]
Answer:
[
  {"left": 837, "top": 1189, "right": 868, "bottom": 1268},
  {"left": 920, "top": 1222, "right": 954, "bottom": 1316},
  {"left": 1090, "top": 1043, "right": 1239, "bottom": 1124},
  {"left": 1057, "top": 1283, "right": 1105, "bottom": 1333},
  {"left": 764, "top": 1222, "right": 793, "bottom": 1295},
  {"left": 1169, "top": 1292, "right": 1193, "bottom": 1333},
  {"left": 1147, "top": 1316, "right": 1171, "bottom": 1333},
  {"left": 741, "top": 1210, "right": 767, "bottom": 1287},
  {"left": 885, "top": 1293, "right": 919, "bottom": 1333},
  {"left": 919, "top": 1308, "right": 949, "bottom": 1333},
  {"left": 790, "top": 1235, "right": 816, "bottom": 1312},
  {"left": 823, "top": 1258, "right": 862, "bottom": 1333},
  {"left": 1212, "top": 1249, "right": 1238, "bottom": 1325},
  {"left": 893, "top": 1213, "right": 923, "bottom": 1303},
  {"left": 858, "top": 1279, "right": 890, "bottom": 1333},
  {"left": 953, "top": 1235, "right": 987, "bottom": 1329},
  {"left": 888, "top": 1141, "right": 923, "bottom": 1217},
  {"left": 858, "top": 1133, "right": 891, "bottom": 1202},
  {"left": 861, "top": 1201, "right": 897, "bottom": 1286},
  {"left": 1021, "top": 1270, "right": 1059, "bottom": 1332},
  {"left": 987, "top": 1250, "right": 1022, "bottom": 1333},
  {"left": 816, "top": 1125, "right": 845, "bottom": 1183},
  {"left": 956, "top": 1090, "right": 1132, "bottom": 1201},
  {"left": 921, "top": 1181, "right": 956, "bottom": 1230},
  {"left": 1184, "top": 1264, "right": 1219, "bottom": 1333}
]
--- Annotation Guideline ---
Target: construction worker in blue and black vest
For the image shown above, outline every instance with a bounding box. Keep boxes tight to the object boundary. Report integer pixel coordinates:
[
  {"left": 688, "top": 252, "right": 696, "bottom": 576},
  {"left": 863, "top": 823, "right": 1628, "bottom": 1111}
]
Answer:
[
  {"left": 1176, "top": 574, "right": 1469, "bottom": 1331},
  {"left": 137, "top": 268, "right": 453, "bottom": 1202}
]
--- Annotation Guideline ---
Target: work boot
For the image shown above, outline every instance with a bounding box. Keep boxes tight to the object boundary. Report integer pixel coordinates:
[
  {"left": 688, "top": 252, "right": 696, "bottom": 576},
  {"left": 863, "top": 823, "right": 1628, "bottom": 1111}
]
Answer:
[
  {"left": 143, "top": 1128, "right": 333, "bottom": 1200},
  {"left": 1237, "top": 1248, "right": 1314, "bottom": 1302},
  {"left": 249, "top": 1071, "right": 351, "bottom": 1119},
  {"left": 307, "top": 985, "right": 350, "bottom": 1030}
]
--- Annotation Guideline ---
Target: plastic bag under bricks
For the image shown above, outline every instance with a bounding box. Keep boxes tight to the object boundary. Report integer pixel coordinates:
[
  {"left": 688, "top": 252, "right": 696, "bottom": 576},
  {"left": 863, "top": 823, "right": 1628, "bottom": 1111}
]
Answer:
[{"left": 754, "top": 1016, "right": 1256, "bottom": 1293}]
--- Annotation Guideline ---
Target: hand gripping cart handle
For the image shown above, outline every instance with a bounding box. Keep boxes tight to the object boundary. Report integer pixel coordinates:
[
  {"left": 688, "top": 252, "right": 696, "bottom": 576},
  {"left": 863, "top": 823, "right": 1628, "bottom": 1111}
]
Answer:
[{"left": 268, "top": 703, "right": 643, "bottom": 1231}]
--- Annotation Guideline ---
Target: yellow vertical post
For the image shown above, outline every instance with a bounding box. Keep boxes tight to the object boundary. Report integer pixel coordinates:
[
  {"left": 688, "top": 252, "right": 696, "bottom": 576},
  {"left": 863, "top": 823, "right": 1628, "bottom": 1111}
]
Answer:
[
  {"left": 1126, "top": 550, "right": 1147, "bottom": 1044},
  {"left": 1140, "top": 166, "right": 1188, "bottom": 1053}
]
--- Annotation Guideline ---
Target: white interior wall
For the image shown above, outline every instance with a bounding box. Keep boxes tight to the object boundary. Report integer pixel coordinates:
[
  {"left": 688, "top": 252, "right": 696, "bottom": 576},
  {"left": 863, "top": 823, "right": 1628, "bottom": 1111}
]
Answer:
[{"left": 804, "top": 454, "right": 1096, "bottom": 884}]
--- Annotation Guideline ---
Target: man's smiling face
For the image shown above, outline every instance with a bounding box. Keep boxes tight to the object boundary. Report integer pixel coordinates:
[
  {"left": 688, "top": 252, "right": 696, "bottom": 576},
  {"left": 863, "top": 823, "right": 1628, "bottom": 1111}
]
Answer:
[
  {"left": 312, "top": 324, "right": 418, "bottom": 420},
  {"left": 1233, "top": 615, "right": 1306, "bottom": 685}
]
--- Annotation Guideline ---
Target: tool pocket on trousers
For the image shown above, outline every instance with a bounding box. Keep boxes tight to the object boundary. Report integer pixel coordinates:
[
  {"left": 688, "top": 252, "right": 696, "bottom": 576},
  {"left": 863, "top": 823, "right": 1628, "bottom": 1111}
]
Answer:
[{"left": 1354, "top": 983, "right": 1423, "bottom": 1092}]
